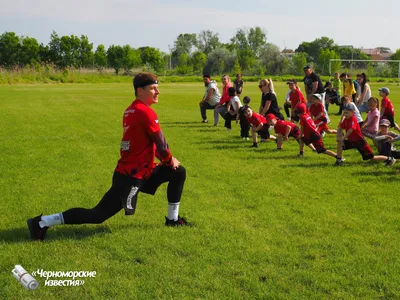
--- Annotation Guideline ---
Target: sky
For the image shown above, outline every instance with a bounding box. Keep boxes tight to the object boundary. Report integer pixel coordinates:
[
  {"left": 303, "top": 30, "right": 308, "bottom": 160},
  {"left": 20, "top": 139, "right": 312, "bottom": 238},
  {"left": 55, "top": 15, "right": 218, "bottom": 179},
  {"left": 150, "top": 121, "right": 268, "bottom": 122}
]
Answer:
[{"left": 1, "top": 0, "right": 399, "bottom": 53}]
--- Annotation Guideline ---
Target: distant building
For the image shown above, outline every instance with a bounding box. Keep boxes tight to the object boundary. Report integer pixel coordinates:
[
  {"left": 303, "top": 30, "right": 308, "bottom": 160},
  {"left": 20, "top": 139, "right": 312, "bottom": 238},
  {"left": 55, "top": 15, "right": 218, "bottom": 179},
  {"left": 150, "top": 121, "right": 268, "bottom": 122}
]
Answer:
[
  {"left": 361, "top": 48, "right": 394, "bottom": 61},
  {"left": 281, "top": 49, "right": 295, "bottom": 59}
]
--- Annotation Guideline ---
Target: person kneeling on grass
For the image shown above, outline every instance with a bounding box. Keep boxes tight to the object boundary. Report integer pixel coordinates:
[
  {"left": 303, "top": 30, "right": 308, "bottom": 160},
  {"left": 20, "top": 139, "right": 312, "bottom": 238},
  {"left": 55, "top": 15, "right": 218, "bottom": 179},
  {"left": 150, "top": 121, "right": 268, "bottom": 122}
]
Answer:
[
  {"left": 27, "top": 72, "right": 189, "bottom": 241},
  {"left": 224, "top": 87, "right": 242, "bottom": 131},
  {"left": 309, "top": 94, "right": 337, "bottom": 136},
  {"left": 295, "top": 103, "right": 338, "bottom": 158},
  {"left": 265, "top": 113, "right": 316, "bottom": 152},
  {"left": 243, "top": 106, "right": 276, "bottom": 148},
  {"left": 373, "top": 118, "right": 400, "bottom": 159},
  {"left": 335, "top": 105, "right": 396, "bottom": 166}
]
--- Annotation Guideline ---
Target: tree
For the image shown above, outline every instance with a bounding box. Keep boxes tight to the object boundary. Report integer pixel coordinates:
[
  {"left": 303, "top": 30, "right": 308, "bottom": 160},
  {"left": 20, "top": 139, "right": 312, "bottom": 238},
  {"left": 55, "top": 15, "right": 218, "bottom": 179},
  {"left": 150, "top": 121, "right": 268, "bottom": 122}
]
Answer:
[
  {"left": 237, "top": 48, "right": 257, "bottom": 72},
  {"left": 39, "top": 43, "right": 51, "bottom": 64},
  {"left": 295, "top": 37, "right": 335, "bottom": 62},
  {"left": 78, "top": 35, "right": 94, "bottom": 68},
  {"left": 48, "top": 31, "right": 61, "bottom": 67},
  {"left": 259, "top": 43, "right": 287, "bottom": 75},
  {"left": 139, "top": 47, "right": 164, "bottom": 72},
  {"left": 291, "top": 52, "right": 308, "bottom": 75},
  {"left": 335, "top": 47, "right": 370, "bottom": 70},
  {"left": 230, "top": 28, "right": 248, "bottom": 51},
  {"left": 173, "top": 33, "right": 197, "bottom": 56},
  {"left": 389, "top": 49, "right": 400, "bottom": 77},
  {"left": 247, "top": 27, "right": 267, "bottom": 57},
  {"left": 197, "top": 30, "right": 220, "bottom": 55},
  {"left": 175, "top": 52, "right": 193, "bottom": 75},
  {"left": 107, "top": 45, "right": 124, "bottom": 74},
  {"left": 204, "top": 47, "right": 236, "bottom": 74},
  {"left": 191, "top": 51, "right": 207, "bottom": 74},
  {"left": 20, "top": 36, "right": 40, "bottom": 66},
  {"left": 376, "top": 47, "right": 392, "bottom": 53},
  {"left": 317, "top": 49, "right": 341, "bottom": 75},
  {"left": 94, "top": 44, "right": 108, "bottom": 70},
  {"left": 0, "top": 32, "right": 21, "bottom": 68},
  {"left": 120, "top": 45, "right": 141, "bottom": 72}
]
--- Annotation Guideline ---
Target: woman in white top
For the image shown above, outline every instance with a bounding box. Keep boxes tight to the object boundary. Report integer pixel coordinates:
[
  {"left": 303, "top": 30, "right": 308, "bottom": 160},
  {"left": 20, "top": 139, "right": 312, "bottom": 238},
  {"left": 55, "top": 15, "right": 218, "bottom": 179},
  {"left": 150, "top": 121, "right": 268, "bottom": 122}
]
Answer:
[{"left": 355, "top": 73, "right": 371, "bottom": 114}]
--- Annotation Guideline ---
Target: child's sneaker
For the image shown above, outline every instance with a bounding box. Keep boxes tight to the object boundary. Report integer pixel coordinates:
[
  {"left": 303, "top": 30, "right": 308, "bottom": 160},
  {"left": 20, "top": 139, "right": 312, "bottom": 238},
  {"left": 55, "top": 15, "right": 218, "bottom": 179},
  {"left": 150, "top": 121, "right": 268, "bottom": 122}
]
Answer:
[
  {"left": 165, "top": 216, "right": 189, "bottom": 227},
  {"left": 202, "top": 119, "right": 208, "bottom": 123},
  {"left": 334, "top": 158, "right": 345, "bottom": 166},
  {"left": 297, "top": 153, "right": 304, "bottom": 157},
  {"left": 250, "top": 143, "right": 258, "bottom": 148},
  {"left": 385, "top": 157, "right": 396, "bottom": 166}
]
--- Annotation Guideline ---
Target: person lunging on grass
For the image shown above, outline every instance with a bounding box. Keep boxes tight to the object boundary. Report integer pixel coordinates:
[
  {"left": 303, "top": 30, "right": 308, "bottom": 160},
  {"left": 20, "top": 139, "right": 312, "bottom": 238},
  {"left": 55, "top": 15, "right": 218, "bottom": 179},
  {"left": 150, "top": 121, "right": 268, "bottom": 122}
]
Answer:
[{"left": 27, "top": 72, "right": 189, "bottom": 241}]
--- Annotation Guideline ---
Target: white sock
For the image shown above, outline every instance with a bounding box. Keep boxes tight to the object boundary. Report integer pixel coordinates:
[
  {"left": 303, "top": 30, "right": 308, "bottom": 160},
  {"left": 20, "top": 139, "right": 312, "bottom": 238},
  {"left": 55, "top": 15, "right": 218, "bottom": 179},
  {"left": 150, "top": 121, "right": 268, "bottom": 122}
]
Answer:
[
  {"left": 167, "top": 202, "right": 180, "bottom": 221},
  {"left": 39, "top": 213, "right": 64, "bottom": 228}
]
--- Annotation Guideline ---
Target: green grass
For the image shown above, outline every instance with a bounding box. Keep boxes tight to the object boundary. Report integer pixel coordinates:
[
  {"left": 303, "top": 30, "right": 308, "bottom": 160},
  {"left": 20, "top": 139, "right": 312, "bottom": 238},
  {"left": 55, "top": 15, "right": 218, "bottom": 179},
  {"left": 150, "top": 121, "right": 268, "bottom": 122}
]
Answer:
[{"left": 0, "top": 82, "right": 400, "bottom": 299}]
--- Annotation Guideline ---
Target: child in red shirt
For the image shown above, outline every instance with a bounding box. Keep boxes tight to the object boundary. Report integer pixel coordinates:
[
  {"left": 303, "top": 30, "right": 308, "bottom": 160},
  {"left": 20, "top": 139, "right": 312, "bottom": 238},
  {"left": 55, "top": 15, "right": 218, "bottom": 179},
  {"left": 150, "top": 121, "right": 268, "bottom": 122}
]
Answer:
[
  {"left": 265, "top": 113, "right": 316, "bottom": 151},
  {"left": 335, "top": 105, "right": 396, "bottom": 166},
  {"left": 287, "top": 79, "right": 307, "bottom": 122},
  {"left": 309, "top": 94, "right": 337, "bottom": 136},
  {"left": 379, "top": 87, "right": 400, "bottom": 132},
  {"left": 295, "top": 103, "right": 337, "bottom": 158},
  {"left": 243, "top": 107, "right": 276, "bottom": 148}
]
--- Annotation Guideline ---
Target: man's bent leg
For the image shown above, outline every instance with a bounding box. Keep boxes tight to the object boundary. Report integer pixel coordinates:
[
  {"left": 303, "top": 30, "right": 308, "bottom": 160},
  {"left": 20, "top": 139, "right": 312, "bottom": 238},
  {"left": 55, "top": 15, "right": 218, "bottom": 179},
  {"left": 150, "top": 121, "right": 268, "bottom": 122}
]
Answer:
[{"left": 141, "top": 165, "right": 186, "bottom": 223}]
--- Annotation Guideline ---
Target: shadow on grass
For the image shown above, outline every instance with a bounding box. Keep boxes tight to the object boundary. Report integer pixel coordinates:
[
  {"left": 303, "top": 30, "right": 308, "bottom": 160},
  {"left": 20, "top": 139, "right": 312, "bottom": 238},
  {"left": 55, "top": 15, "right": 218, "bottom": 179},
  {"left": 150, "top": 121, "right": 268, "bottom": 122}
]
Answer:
[
  {"left": 351, "top": 169, "right": 400, "bottom": 180},
  {"left": 2, "top": 221, "right": 194, "bottom": 244},
  {"left": 0, "top": 225, "right": 113, "bottom": 244}
]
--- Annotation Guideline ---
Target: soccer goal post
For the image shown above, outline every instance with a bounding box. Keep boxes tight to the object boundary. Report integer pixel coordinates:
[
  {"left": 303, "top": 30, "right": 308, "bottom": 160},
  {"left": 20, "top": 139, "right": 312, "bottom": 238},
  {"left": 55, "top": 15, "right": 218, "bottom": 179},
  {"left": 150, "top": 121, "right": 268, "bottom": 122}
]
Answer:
[{"left": 329, "top": 59, "right": 400, "bottom": 84}]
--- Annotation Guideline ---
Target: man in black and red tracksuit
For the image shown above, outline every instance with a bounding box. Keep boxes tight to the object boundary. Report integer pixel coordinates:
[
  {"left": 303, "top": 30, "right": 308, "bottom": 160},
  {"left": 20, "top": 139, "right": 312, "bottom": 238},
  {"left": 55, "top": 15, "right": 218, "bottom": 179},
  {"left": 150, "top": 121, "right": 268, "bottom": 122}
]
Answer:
[{"left": 27, "top": 72, "right": 188, "bottom": 241}]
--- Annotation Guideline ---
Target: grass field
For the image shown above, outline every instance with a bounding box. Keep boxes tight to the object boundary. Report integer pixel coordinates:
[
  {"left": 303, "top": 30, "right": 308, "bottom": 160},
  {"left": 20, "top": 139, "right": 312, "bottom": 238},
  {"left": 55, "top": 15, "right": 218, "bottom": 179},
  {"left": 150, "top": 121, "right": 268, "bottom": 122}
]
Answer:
[{"left": 1, "top": 81, "right": 400, "bottom": 299}]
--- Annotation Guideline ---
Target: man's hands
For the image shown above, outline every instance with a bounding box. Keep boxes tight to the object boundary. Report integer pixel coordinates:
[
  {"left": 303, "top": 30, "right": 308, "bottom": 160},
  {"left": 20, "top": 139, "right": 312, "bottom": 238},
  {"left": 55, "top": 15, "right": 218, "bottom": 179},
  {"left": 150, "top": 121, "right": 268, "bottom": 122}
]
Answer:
[{"left": 170, "top": 157, "right": 181, "bottom": 170}]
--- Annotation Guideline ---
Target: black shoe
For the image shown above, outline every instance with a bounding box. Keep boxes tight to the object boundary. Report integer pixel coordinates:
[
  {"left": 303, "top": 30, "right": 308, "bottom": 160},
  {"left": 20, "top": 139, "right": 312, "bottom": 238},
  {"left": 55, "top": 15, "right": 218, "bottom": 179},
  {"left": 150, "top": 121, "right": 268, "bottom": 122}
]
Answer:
[
  {"left": 250, "top": 143, "right": 258, "bottom": 148},
  {"left": 297, "top": 153, "right": 304, "bottom": 157},
  {"left": 202, "top": 120, "right": 208, "bottom": 123},
  {"left": 165, "top": 216, "right": 189, "bottom": 227},
  {"left": 385, "top": 157, "right": 396, "bottom": 166},
  {"left": 334, "top": 160, "right": 343, "bottom": 166},
  {"left": 27, "top": 214, "right": 48, "bottom": 241}
]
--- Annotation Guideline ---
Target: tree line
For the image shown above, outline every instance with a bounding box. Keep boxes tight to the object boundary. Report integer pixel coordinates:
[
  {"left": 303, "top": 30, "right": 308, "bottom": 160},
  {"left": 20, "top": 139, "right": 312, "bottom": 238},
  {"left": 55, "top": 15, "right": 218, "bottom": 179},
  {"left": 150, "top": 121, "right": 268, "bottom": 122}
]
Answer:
[{"left": 1, "top": 29, "right": 399, "bottom": 77}]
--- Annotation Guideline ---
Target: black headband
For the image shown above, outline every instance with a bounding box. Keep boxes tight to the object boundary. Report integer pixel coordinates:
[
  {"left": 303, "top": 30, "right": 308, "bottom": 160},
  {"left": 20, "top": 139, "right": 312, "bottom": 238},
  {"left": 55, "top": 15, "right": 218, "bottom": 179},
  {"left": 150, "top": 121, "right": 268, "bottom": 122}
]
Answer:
[{"left": 136, "top": 80, "right": 158, "bottom": 89}]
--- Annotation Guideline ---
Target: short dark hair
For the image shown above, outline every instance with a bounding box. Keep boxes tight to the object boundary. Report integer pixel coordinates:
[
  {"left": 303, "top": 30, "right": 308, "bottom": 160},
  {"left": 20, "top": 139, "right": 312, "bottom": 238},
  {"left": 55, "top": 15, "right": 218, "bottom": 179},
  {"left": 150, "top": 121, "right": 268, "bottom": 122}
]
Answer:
[
  {"left": 228, "top": 87, "right": 236, "bottom": 96},
  {"left": 340, "top": 72, "right": 347, "bottom": 78},
  {"left": 243, "top": 96, "right": 251, "bottom": 104},
  {"left": 133, "top": 72, "right": 158, "bottom": 96},
  {"left": 203, "top": 73, "right": 211, "bottom": 78}
]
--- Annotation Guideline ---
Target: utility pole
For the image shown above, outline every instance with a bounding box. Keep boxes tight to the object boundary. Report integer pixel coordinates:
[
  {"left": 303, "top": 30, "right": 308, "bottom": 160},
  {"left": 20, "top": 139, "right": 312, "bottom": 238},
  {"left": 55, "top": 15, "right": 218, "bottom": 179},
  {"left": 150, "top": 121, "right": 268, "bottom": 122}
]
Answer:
[{"left": 168, "top": 45, "right": 172, "bottom": 70}]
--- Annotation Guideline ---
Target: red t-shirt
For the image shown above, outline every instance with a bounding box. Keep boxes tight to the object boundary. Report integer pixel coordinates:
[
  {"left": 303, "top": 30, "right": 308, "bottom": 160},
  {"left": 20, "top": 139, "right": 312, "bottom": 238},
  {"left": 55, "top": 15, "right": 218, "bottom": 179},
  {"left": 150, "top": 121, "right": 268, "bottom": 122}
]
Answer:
[
  {"left": 381, "top": 97, "right": 394, "bottom": 116},
  {"left": 274, "top": 119, "right": 297, "bottom": 135},
  {"left": 218, "top": 83, "right": 232, "bottom": 105},
  {"left": 299, "top": 113, "right": 319, "bottom": 137},
  {"left": 309, "top": 102, "right": 326, "bottom": 123},
  {"left": 115, "top": 100, "right": 161, "bottom": 179},
  {"left": 289, "top": 88, "right": 306, "bottom": 109},
  {"left": 246, "top": 112, "right": 266, "bottom": 127},
  {"left": 340, "top": 115, "right": 364, "bottom": 142}
]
